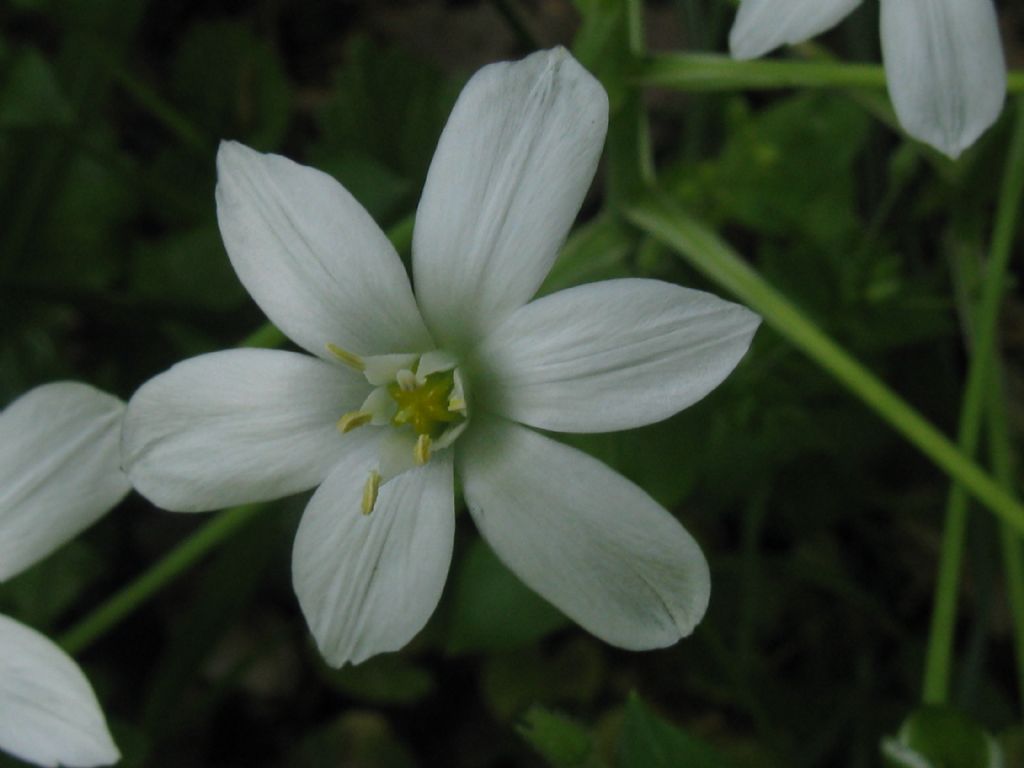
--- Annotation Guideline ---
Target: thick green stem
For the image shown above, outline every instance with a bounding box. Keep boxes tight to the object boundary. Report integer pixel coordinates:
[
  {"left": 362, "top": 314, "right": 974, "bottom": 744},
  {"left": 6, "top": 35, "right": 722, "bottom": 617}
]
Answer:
[
  {"left": 60, "top": 505, "right": 262, "bottom": 655},
  {"left": 625, "top": 193, "right": 1024, "bottom": 535},
  {"left": 637, "top": 53, "right": 1024, "bottom": 94},
  {"left": 921, "top": 96, "right": 1024, "bottom": 704}
]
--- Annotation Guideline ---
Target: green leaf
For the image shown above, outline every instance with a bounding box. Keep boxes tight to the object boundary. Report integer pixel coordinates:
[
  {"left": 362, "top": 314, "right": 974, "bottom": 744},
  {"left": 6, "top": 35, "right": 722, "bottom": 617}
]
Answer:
[
  {"left": 537, "top": 214, "right": 633, "bottom": 298},
  {"left": 0, "top": 540, "right": 106, "bottom": 629},
  {"left": 690, "top": 94, "right": 868, "bottom": 247},
  {"left": 881, "top": 706, "right": 1002, "bottom": 768},
  {"left": 313, "top": 38, "right": 459, "bottom": 186},
  {"left": 141, "top": 509, "right": 284, "bottom": 748},
  {"left": 309, "top": 153, "right": 413, "bottom": 225},
  {"left": 481, "top": 639, "right": 605, "bottom": 721},
  {"left": 291, "top": 711, "right": 417, "bottom": 768},
  {"left": 446, "top": 538, "right": 569, "bottom": 653},
  {"left": 131, "top": 225, "right": 248, "bottom": 311},
  {"left": 171, "top": 21, "right": 291, "bottom": 150},
  {"left": 558, "top": 408, "right": 700, "bottom": 509},
  {"left": 324, "top": 654, "right": 435, "bottom": 706},
  {"left": 518, "top": 706, "right": 601, "bottom": 768},
  {"left": 619, "top": 695, "right": 735, "bottom": 768},
  {"left": 0, "top": 48, "right": 75, "bottom": 128}
]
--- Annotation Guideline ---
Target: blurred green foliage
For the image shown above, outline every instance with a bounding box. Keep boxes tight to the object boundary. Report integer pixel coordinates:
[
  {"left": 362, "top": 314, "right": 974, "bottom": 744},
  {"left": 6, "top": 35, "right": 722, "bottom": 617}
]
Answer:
[{"left": 1, "top": 0, "right": 1022, "bottom": 766}]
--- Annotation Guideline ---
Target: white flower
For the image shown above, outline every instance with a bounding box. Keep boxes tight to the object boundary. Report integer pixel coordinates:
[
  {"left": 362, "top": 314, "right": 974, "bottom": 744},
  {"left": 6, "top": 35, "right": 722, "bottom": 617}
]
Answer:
[
  {"left": 0, "top": 382, "right": 127, "bottom": 767},
  {"left": 122, "top": 47, "right": 760, "bottom": 667},
  {"left": 728, "top": 0, "right": 1006, "bottom": 159}
]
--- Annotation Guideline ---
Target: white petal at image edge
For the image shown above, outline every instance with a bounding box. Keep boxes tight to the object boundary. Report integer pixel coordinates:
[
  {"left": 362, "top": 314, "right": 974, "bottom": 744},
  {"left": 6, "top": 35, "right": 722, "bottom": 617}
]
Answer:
[
  {"left": 123, "top": 349, "right": 372, "bottom": 512},
  {"left": 216, "top": 141, "right": 434, "bottom": 359},
  {"left": 729, "top": 0, "right": 861, "bottom": 59},
  {"left": 413, "top": 47, "right": 609, "bottom": 350},
  {"left": 880, "top": 0, "right": 1005, "bottom": 158},
  {"left": 460, "top": 417, "right": 710, "bottom": 650},
  {"left": 0, "top": 614, "right": 119, "bottom": 767},
  {"left": 0, "top": 382, "right": 129, "bottom": 582},
  {"left": 471, "top": 278, "right": 760, "bottom": 433},
  {"left": 292, "top": 450, "right": 455, "bottom": 667}
]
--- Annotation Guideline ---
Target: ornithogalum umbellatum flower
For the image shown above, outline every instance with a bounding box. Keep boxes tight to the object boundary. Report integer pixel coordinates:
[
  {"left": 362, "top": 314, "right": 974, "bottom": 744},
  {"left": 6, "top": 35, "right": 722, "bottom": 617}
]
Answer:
[
  {"left": 729, "top": 0, "right": 1006, "bottom": 158},
  {"left": 1, "top": 382, "right": 127, "bottom": 767},
  {"left": 122, "top": 48, "right": 761, "bottom": 667}
]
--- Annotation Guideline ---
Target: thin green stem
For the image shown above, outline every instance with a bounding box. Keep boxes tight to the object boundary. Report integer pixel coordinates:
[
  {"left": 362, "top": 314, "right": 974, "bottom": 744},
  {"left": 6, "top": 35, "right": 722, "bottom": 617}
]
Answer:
[
  {"left": 987, "top": 382, "right": 1024, "bottom": 720},
  {"left": 605, "top": 0, "right": 654, "bottom": 204},
  {"left": 60, "top": 505, "right": 262, "bottom": 655},
  {"left": 922, "top": 95, "right": 1024, "bottom": 704},
  {"left": 240, "top": 323, "right": 286, "bottom": 349},
  {"left": 625, "top": 192, "right": 1024, "bottom": 535},
  {"left": 638, "top": 53, "right": 885, "bottom": 91},
  {"left": 637, "top": 53, "right": 1024, "bottom": 94},
  {"left": 990, "top": 372, "right": 1024, "bottom": 716}
]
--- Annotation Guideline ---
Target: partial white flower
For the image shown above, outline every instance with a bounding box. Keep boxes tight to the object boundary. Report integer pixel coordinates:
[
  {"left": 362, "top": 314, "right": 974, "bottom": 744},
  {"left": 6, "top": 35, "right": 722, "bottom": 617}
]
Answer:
[
  {"left": 0, "top": 382, "right": 126, "bottom": 767},
  {"left": 728, "top": 0, "right": 1006, "bottom": 158},
  {"left": 123, "top": 47, "right": 761, "bottom": 668}
]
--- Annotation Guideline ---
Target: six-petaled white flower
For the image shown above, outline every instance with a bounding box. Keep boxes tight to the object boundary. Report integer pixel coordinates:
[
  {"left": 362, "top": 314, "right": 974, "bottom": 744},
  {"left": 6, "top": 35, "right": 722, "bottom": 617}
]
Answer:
[
  {"left": 122, "top": 48, "right": 760, "bottom": 667},
  {"left": 729, "top": 0, "right": 1006, "bottom": 158},
  {"left": 0, "top": 382, "right": 127, "bottom": 768}
]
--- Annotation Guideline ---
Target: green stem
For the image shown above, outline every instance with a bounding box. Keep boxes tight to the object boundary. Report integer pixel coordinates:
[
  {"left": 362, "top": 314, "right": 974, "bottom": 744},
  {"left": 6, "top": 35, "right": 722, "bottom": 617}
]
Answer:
[
  {"left": 625, "top": 0, "right": 645, "bottom": 57},
  {"left": 625, "top": 192, "right": 1024, "bottom": 535},
  {"left": 637, "top": 53, "right": 1024, "bottom": 94},
  {"left": 990, "top": 372, "right": 1024, "bottom": 715},
  {"left": 60, "top": 505, "right": 262, "bottom": 655},
  {"left": 605, "top": 0, "right": 654, "bottom": 204},
  {"left": 240, "top": 322, "right": 286, "bottom": 349},
  {"left": 922, "top": 95, "right": 1024, "bottom": 704}
]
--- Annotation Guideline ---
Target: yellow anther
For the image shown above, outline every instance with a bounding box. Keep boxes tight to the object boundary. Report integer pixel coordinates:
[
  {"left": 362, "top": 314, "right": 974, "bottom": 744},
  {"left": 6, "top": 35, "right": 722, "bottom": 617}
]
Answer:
[
  {"left": 326, "top": 343, "right": 365, "bottom": 372},
  {"left": 447, "top": 397, "right": 466, "bottom": 413},
  {"left": 337, "top": 410, "right": 372, "bottom": 434},
  {"left": 361, "top": 470, "right": 381, "bottom": 515},
  {"left": 414, "top": 434, "right": 432, "bottom": 466}
]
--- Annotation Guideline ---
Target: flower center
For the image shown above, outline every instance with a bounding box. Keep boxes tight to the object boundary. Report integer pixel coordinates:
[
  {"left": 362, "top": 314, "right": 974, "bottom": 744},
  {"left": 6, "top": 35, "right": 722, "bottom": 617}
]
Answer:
[
  {"left": 327, "top": 344, "right": 468, "bottom": 514},
  {"left": 389, "top": 370, "right": 460, "bottom": 437}
]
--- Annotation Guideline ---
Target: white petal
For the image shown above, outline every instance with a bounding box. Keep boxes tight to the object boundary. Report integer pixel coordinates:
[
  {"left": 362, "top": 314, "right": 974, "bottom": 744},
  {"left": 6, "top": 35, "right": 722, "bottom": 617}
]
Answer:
[
  {"left": 0, "top": 383, "right": 129, "bottom": 582},
  {"left": 729, "top": 0, "right": 861, "bottom": 59},
  {"left": 362, "top": 354, "right": 419, "bottom": 387},
  {"left": 459, "top": 418, "right": 710, "bottom": 650},
  {"left": 880, "top": 0, "right": 1006, "bottom": 158},
  {"left": 470, "top": 278, "right": 760, "bottom": 433},
  {"left": 216, "top": 141, "right": 434, "bottom": 358},
  {"left": 412, "top": 48, "right": 609, "bottom": 351},
  {"left": 123, "top": 349, "right": 372, "bottom": 512},
  {"left": 292, "top": 450, "right": 454, "bottom": 667},
  {"left": 376, "top": 429, "right": 419, "bottom": 483},
  {"left": 0, "top": 614, "right": 119, "bottom": 767}
]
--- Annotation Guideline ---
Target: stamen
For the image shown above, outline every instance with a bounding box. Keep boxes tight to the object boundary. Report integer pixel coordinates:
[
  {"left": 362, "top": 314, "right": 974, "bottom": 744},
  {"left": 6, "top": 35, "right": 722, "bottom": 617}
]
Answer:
[
  {"left": 337, "top": 410, "right": 372, "bottom": 433},
  {"left": 361, "top": 469, "right": 381, "bottom": 515},
  {"left": 396, "top": 369, "right": 417, "bottom": 392},
  {"left": 447, "top": 397, "right": 466, "bottom": 413},
  {"left": 326, "top": 343, "right": 365, "bottom": 371},
  {"left": 414, "top": 434, "right": 432, "bottom": 466}
]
